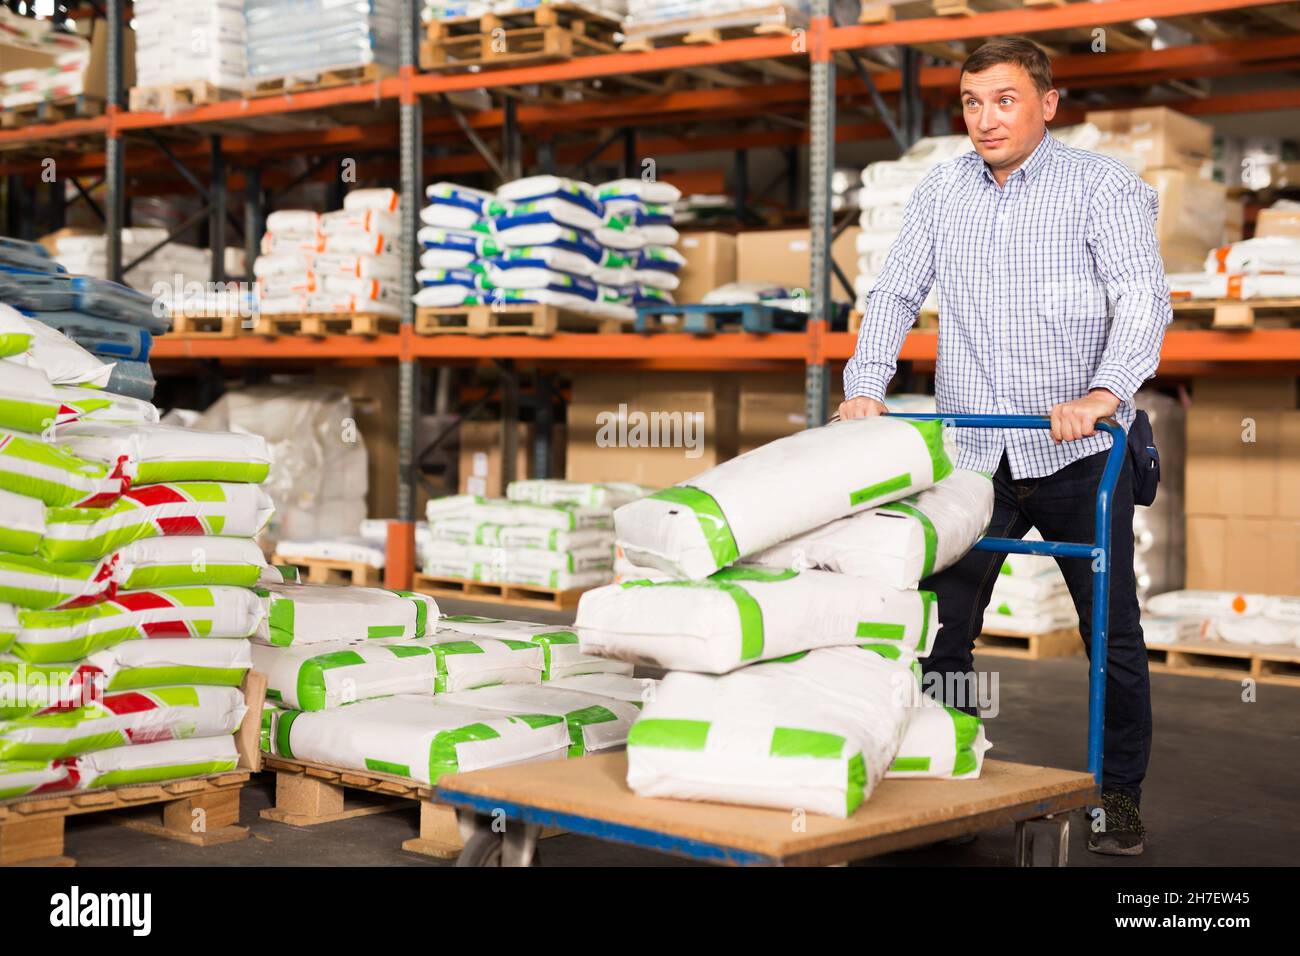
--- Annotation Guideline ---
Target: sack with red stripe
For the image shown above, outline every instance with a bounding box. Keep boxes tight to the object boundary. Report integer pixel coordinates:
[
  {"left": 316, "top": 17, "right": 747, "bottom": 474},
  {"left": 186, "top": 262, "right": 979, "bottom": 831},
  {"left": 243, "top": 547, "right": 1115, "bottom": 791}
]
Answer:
[
  {"left": 0, "top": 362, "right": 119, "bottom": 435},
  {"left": 1, "top": 586, "right": 265, "bottom": 664},
  {"left": 0, "top": 551, "right": 119, "bottom": 610},
  {"left": 38, "top": 481, "right": 274, "bottom": 562},
  {"left": 0, "top": 685, "right": 246, "bottom": 761},
  {"left": 0, "top": 758, "right": 74, "bottom": 799},
  {"left": 0, "top": 638, "right": 252, "bottom": 719},
  {"left": 0, "top": 430, "right": 130, "bottom": 507},
  {"left": 71, "top": 734, "right": 240, "bottom": 790}
]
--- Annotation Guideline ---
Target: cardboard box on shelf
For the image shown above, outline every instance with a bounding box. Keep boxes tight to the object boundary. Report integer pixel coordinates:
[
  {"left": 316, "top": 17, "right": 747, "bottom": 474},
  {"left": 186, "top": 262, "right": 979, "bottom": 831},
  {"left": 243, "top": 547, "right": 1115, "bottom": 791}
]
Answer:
[
  {"left": 0, "top": 16, "right": 136, "bottom": 104},
  {"left": 1086, "top": 107, "right": 1213, "bottom": 175},
  {"left": 1193, "top": 377, "right": 1298, "bottom": 410},
  {"left": 1255, "top": 207, "right": 1300, "bottom": 239},
  {"left": 738, "top": 374, "right": 845, "bottom": 455},
  {"left": 567, "top": 372, "right": 738, "bottom": 487},
  {"left": 1186, "top": 515, "right": 1300, "bottom": 597},
  {"left": 1142, "top": 169, "right": 1228, "bottom": 252},
  {"left": 459, "top": 421, "right": 565, "bottom": 498},
  {"left": 674, "top": 232, "right": 736, "bottom": 304},
  {"left": 736, "top": 228, "right": 861, "bottom": 291},
  {"left": 1185, "top": 405, "right": 1300, "bottom": 519}
]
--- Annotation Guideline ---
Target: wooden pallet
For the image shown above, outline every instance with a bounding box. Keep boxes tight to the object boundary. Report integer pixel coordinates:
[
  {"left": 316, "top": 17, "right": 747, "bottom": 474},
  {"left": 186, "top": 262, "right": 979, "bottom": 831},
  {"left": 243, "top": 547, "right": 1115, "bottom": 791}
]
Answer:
[
  {"left": 421, "top": 3, "right": 621, "bottom": 72},
  {"left": 169, "top": 312, "right": 250, "bottom": 339},
  {"left": 1145, "top": 637, "right": 1300, "bottom": 688},
  {"left": 260, "top": 755, "right": 562, "bottom": 859},
  {"left": 251, "top": 311, "right": 399, "bottom": 337},
  {"left": 0, "top": 94, "right": 103, "bottom": 129},
  {"left": 412, "top": 572, "right": 585, "bottom": 611},
  {"left": 0, "top": 671, "right": 265, "bottom": 866},
  {"left": 1170, "top": 296, "right": 1300, "bottom": 330},
  {"left": 620, "top": 3, "right": 800, "bottom": 51},
  {"left": 974, "top": 625, "right": 1082, "bottom": 660},
  {"left": 246, "top": 63, "right": 391, "bottom": 98},
  {"left": 414, "top": 303, "right": 623, "bottom": 336},
  {"left": 634, "top": 302, "right": 808, "bottom": 334},
  {"left": 270, "top": 552, "right": 382, "bottom": 587},
  {"left": 128, "top": 81, "right": 242, "bottom": 113}
]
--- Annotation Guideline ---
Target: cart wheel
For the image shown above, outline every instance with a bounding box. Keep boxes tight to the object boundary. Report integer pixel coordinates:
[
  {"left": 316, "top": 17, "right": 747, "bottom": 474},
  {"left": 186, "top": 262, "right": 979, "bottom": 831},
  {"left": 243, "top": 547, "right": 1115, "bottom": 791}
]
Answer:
[{"left": 455, "top": 830, "right": 542, "bottom": 867}]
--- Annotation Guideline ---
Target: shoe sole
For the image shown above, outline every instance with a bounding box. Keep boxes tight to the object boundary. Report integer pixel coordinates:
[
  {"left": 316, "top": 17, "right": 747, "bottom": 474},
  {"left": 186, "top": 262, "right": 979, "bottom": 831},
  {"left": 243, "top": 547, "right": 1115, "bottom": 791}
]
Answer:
[{"left": 1087, "top": 842, "right": 1145, "bottom": 857}]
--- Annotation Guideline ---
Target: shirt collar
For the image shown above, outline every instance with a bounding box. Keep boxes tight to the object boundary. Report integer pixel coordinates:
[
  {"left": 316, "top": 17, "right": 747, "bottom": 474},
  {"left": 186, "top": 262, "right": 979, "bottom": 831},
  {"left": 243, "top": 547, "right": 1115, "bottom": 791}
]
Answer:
[{"left": 980, "top": 129, "right": 1055, "bottom": 186}]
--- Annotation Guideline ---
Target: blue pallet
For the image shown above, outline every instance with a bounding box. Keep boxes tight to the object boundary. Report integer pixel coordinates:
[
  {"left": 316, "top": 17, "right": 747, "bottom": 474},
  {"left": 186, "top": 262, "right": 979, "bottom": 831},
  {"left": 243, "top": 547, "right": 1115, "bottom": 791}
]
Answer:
[{"left": 634, "top": 302, "right": 808, "bottom": 334}]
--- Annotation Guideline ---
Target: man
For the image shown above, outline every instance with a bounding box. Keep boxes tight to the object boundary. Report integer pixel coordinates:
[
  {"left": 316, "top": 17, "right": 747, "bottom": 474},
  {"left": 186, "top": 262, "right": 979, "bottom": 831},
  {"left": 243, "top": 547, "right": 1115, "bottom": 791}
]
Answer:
[{"left": 840, "top": 37, "right": 1170, "bottom": 855}]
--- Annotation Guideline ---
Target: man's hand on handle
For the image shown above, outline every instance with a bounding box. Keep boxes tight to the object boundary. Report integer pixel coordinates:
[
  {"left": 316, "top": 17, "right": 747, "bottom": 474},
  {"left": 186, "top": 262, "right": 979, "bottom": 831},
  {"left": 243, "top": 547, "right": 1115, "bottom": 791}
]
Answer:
[
  {"left": 1050, "top": 388, "right": 1120, "bottom": 443},
  {"left": 837, "top": 396, "right": 889, "bottom": 420}
]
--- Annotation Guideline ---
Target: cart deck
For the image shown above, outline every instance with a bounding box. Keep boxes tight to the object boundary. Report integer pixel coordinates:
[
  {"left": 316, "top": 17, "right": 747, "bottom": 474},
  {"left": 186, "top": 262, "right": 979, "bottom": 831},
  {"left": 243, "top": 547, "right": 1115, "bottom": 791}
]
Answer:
[{"left": 438, "top": 753, "right": 1097, "bottom": 866}]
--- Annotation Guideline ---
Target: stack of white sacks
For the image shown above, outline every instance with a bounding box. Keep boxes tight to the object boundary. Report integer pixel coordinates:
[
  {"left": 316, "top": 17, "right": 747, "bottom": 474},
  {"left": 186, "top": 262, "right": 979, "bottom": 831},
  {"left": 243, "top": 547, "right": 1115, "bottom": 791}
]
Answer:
[
  {"left": 982, "top": 532, "right": 1078, "bottom": 637},
  {"left": 421, "top": 480, "right": 652, "bottom": 592},
  {"left": 254, "top": 188, "right": 403, "bottom": 318},
  {"left": 577, "top": 415, "right": 997, "bottom": 818},
  {"left": 52, "top": 230, "right": 245, "bottom": 299},
  {"left": 1142, "top": 590, "right": 1300, "bottom": 649},
  {"left": 244, "top": 0, "right": 399, "bottom": 84},
  {"left": 854, "top": 125, "right": 1143, "bottom": 318},
  {"left": 0, "top": 307, "right": 279, "bottom": 799},
  {"left": 0, "top": 8, "right": 91, "bottom": 110},
  {"left": 132, "top": 0, "right": 246, "bottom": 92},
  {"left": 412, "top": 176, "right": 685, "bottom": 321},
  {"left": 257, "top": 589, "right": 651, "bottom": 778},
  {"left": 1165, "top": 200, "right": 1300, "bottom": 301}
]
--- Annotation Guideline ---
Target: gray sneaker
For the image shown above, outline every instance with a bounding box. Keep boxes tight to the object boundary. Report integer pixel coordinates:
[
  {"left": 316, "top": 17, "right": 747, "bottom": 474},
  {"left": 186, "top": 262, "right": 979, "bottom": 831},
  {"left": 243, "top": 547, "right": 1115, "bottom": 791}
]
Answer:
[{"left": 1087, "top": 791, "right": 1146, "bottom": 856}]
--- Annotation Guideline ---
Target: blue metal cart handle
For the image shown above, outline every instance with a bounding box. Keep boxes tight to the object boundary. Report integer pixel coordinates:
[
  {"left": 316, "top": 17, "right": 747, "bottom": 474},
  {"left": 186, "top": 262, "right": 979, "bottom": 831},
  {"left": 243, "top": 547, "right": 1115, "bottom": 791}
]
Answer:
[{"left": 888, "top": 412, "right": 1126, "bottom": 786}]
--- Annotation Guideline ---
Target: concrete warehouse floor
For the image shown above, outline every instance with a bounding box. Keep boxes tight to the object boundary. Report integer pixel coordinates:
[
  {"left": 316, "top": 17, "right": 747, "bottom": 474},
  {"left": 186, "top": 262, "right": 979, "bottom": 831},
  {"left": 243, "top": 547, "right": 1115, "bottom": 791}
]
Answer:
[{"left": 60, "top": 597, "right": 1300, "bottom": 868}]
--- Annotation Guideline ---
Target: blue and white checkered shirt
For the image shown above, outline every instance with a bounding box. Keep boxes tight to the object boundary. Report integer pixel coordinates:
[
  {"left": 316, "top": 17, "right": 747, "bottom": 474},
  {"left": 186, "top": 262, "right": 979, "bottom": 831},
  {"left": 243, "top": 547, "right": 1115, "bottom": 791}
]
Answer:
[{"left": 845, "top": 129, "right": 1172, "bottom": 479}]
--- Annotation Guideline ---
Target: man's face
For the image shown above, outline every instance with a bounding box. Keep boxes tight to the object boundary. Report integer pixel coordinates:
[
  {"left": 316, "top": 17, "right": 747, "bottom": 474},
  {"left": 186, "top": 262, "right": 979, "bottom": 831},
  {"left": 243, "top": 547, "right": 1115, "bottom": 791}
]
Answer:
[{"left": 960, "top": 62, "right": 1058, "bottom": 172}]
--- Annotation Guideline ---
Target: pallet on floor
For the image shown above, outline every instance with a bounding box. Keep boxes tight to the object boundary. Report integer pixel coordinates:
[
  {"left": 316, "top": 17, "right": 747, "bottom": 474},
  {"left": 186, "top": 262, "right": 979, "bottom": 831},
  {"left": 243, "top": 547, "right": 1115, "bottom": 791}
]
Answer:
[
  {"left": 246, "top": 63, "right": 391, "bottom": 98},
  {"left": 634, "top": 302, "right": 808, "bottom": 334},
  {"left": 128, "top": 81, "right": 242, "bottom": 113},
  {"left": 412, "top": 572, "right": 585, "bottom": 611},
  {"left": 1170, "top": 296, "right": 1300, "bottom": 330},
  {"left": 975, "top": 625, "right": 1082, "bottom": 660},
  {"left": 260, "top": 755, "right": 562, "bottom": 859},
  {"left": 421, "top": 3, "right": 621, "bottom": 71},
  {"left": 0, "top": 94, "right": 103, "bottom": 129},
  {"left": 1145, "top": 637, "right": 1300, "bottom": 687},
  {"left": 414, "top": 303, "right": 623, "bottom": 336},
  {"left": 0, "top": 671, "right": 264, "bottom": 866},
  {"left": 620, "top": 3, "right": 801, "bottom": 51},
  {"left": 251, "top": 312, "right": 399, "bottom": 337},
  {"left": 270, "top": 552, "right": 382, "bottom": 587}
]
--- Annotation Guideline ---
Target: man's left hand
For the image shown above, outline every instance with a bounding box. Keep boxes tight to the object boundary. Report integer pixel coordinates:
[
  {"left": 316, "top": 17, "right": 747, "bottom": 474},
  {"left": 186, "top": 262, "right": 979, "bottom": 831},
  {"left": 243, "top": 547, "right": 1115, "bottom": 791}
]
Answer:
[{"left": 1049, "top": 389, "right": 1120, "bottom": 443}]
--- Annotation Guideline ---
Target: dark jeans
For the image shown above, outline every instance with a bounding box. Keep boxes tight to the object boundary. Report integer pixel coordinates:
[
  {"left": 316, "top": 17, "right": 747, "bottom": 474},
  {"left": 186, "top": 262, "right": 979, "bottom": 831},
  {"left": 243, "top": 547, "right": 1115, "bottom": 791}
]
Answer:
[{"left": 918, "top": 448, "right": 1152, "bottom": 801}]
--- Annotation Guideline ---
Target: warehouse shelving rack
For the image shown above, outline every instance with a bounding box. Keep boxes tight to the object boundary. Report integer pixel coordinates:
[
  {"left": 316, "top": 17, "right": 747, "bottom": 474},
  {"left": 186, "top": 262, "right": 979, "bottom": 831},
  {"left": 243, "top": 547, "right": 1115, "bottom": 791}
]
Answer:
[{"left": 2, "top": 0, "right": 1300, "bottom": 587}]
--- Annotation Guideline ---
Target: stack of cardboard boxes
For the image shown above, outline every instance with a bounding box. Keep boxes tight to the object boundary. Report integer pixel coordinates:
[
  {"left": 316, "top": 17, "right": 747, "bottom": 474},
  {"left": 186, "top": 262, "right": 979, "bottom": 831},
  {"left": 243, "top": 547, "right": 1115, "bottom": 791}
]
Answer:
[
  {"left": 1087, "top": 107, "right": 1230, "bottom": 273},
  {"left": 1185, "top": 377, "right": 1300, "bottom": 597}
]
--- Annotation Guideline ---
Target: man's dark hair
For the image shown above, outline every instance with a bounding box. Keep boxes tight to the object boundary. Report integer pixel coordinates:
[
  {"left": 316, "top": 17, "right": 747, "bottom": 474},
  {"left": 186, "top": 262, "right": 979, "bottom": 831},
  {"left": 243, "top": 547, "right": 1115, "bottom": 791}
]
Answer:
[{"left": 960, "top": 37, "right": 1053, "bottom": 94}]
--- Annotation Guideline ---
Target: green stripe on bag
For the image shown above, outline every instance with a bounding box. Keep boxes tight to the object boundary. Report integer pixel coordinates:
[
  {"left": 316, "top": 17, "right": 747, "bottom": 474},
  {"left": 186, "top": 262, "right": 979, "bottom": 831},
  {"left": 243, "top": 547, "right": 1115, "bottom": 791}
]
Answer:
[
  {"left": 268, "top": 596, "right": 295, "bottom": 646},
  {"left": 846, "top": 752, "right": 867, "bottom": 816},
  {"left": 276, "top": 709, "right": 301, "bottom": 758},
  {"left": 365, "top": 758, "right": 410, "bottom": 777},
  {"left": 856, "top": 621, "right": 905, "bottom": 640},
  {"left": 879, "top": 500, "right": 938, "bottom": 578},
  {"left": 428, "top": 722, "right": 501, "bottom": 783},
  {"left": 627, "top": 718, "right": 710, "bottom": 751},
  {"left": 890, "top": 756, "right": 932, "bottom": 773},
  {"left": 918, "top": 590, "right": 935, "bottom": 652},
  {"left": 900, "top": 417, "right": 954, "bottom": 483},
  {"left": 648, "top": 486, "right": 739, "bottom": 569},
  {"left": 947, "top": 706, "right": 982, "bottom": 777},
  {"left": 623, "top": 577, "right": 766, "bottom": 661},
  {"left": 367, "top": 625, "right": 405, "bottom": 639},
  {"left": 770, "top": 727, "right": 845, "bottom": 760},
  {"left": 848, "top": 472, "right": 912, "bottom": 507},
  {"left": 298, "top": 650, "right": 367, "bottom": 710}
]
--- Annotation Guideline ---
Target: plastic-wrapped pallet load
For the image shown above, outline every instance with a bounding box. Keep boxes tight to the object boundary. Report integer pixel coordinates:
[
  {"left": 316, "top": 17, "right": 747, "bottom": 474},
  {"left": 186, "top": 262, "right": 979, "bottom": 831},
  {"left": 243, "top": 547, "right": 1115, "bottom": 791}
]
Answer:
[
  {"left": 886, "top": 705, "right": 991, "bottom": 779},
  {"left": 1146, "top": 590, "right": 1300, "bottom": 647},
  {"left": 443, "top": 683, "right": 642, "bottom": 757},
  {"left": 615, "top": 416, "right": 952, "bottom": 579},
  {"left": 263, "top": 695, "right": 571, "bottom": 784},
  {"left": 132, "top": 0, "right": 246, "bottom": 92},
  {"left": 251, "top": 584, "right": 438, "bottom": 647},
  {"left": 243, "top": 0, "right": 400, "bottom": 84},
  {"left": 744, "top": 469, "right": 993, "bottom": 589},
  {"left": 438, "top": 613, "right": 633, "bottom": 680},
  {"left": 0, "top": 686, "right": 246, "bottom": 761},
  {"left": 576, "top": 566, "right": 936, "bottom": 673},
  {"left": 626, "top": 644, "right": 916, "bottom": 818}
]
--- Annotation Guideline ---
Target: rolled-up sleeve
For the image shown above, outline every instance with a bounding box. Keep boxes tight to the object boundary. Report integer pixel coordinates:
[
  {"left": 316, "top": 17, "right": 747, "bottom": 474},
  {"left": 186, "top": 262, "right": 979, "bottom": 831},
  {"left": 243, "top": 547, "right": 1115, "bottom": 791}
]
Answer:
[
  {"left": 1085, "top": 170, "right": 1172, "bottom": 402},
  {"left": 843, "top": 165, "right": 941, "bottom": 402}
]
